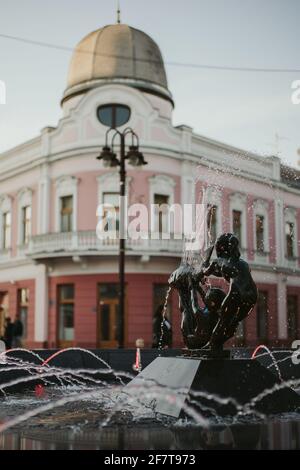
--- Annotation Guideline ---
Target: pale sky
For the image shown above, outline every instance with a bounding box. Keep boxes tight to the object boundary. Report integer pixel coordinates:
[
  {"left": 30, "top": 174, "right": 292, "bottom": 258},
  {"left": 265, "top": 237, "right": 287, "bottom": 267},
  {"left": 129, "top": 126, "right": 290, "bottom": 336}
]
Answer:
[{"left": 0, "top": 0, "right": 299, "bottom": 167}]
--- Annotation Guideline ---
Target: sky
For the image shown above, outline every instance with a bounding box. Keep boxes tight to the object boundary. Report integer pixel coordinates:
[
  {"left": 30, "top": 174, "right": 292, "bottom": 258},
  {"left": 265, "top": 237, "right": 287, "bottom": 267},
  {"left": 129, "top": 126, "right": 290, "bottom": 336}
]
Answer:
[{"left": 0, "top": 0, "right": 299, "bottom": 167}]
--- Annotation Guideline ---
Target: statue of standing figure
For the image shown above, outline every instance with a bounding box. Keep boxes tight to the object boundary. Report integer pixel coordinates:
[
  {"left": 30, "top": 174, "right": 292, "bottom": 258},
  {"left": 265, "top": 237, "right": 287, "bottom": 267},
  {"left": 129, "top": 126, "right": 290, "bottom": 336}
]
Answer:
[{"left": 169, "top": 233, "right": 258, "bottom": 351}]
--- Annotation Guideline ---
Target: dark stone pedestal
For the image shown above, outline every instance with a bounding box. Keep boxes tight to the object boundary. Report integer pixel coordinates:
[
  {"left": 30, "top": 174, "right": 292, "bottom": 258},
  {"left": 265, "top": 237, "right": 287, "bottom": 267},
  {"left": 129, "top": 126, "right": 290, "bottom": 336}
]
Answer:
[
  {"left": 125, "top": 356, "right": 300, "bottom": 418},
  {"left": 182, "top": 348, "right": 231, "bottom": 359}
]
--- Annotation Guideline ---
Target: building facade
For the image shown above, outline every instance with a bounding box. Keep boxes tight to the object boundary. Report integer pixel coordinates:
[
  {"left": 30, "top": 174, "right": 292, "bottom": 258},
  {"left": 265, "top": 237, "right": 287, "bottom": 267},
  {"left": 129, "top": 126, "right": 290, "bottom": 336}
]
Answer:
[{"left": 0, "top": 23, "right": 299, "bottom": 349}]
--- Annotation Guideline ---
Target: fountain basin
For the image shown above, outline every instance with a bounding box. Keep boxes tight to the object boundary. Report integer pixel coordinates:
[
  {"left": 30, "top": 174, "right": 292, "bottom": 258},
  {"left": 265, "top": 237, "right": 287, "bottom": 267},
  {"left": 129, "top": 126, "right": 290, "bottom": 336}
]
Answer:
[{"left": 125, "top": 355, "right": 300, "bottom": 417}]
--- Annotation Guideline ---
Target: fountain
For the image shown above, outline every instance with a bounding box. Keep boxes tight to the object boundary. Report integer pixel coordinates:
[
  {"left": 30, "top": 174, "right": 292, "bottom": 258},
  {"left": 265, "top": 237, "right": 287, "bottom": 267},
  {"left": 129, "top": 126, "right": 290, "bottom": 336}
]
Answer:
[
  {"left": 125, "top": 233, "right": 300, "bottom": 417},
  {"left": 0, "top": 235, "right": 300, "bottom": 449}
]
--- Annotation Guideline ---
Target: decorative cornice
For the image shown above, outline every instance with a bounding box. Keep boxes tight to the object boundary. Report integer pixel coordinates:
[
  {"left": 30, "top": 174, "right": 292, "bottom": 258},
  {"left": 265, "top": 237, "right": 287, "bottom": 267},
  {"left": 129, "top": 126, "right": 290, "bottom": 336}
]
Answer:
[
  {"left": 0, "top": 194, "right": 12, "bottom": 208},
  {"left": 55, "top": 175, "right": 79, "bottom": 188},
  {"left": 149, "top": 174, "right": 176, "bottom": 188},
  {"left": 253, "top": 198, "right": 269, "bottom": 211},
  {"left": 229, "top": 192, "right": 247, "bottom": 204},
  {"left": 17, "top": 187, "right": 33, "bottom": 200},
  {"left": 284, "top": 206, "right": 297, "bottom": 218}
]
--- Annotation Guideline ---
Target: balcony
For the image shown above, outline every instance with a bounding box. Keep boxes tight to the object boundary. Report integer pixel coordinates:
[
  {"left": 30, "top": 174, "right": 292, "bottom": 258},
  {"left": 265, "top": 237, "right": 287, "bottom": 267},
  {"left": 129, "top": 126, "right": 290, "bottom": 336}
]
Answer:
[{"left": 27, "top": 231, "right": 184, "bottom": 260}]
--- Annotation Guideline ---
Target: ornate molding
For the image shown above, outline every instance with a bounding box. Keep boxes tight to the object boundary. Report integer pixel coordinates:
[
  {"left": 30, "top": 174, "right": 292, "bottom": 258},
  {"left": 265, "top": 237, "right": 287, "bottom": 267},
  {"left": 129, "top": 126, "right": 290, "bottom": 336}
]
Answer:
[
  {"left": 149, "top": 174, "right": 176, "bottom": 189},
  {"left": 284, "top": 206, "right": 297, "bottom": 219},
  {"left": 206, "top": 186, "right": 222, "bottom": 204},
  {"left": 0, "top": 194, "right": 12, "bottom": 212},
  {"left": 253, "top": 198, "right": 269, "bottom": 211},
  {"left": 229, "top": 192, "right": 247, "bottom": 204},
  {"left": 55, "top": 175, "right": 78, "bottom": 190},
  {"left": 17, "top": 187, "right": 33, "bottom": 205}
]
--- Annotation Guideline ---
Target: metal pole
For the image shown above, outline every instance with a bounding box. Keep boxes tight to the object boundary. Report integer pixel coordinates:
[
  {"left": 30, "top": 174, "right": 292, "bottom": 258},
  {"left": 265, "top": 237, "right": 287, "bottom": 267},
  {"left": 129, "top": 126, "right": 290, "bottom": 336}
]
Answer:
[{"left": 118, "top": 133, "right": 126, "bottom": 348}]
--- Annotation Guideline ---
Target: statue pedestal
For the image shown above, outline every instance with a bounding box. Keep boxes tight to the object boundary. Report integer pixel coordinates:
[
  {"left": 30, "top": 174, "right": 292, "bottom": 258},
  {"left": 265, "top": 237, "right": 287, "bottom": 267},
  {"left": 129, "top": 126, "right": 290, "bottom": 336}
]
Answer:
[
  {"left": 182, "top": 348, "right": 231, "bottom": 359},
  {"left": 125, "top": 355, "right": 300, "bottom": 418}
]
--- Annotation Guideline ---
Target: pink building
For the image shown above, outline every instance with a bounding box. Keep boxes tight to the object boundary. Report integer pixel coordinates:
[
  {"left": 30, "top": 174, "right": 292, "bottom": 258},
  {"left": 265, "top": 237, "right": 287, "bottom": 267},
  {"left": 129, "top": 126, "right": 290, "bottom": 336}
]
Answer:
[{"left": 0, "top": 23, "right": 299, "bottom": 349}]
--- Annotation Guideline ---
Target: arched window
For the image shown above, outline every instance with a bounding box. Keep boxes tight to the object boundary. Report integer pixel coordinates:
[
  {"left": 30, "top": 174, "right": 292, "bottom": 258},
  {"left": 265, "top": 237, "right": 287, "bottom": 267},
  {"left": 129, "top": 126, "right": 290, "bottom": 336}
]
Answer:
[
  {"left": 253, "top": 199, "right": 269, "bottom": 263},
  {"left": 18, "top": 188, "right": 32, "bottom": 246},
  {"left": 205, "top": 187, "right": 222, "bottom": 245},
  {"left": 97, "top": 173, "right": 131, "bottom": 238},
  {"left": 97, "top": 104, "right": 131, "bottom": 128},
  {"left": 0, "top": 195, "right": 12, "bottom": 254},
  {"left": 55, "top": 176, "right": 78, "bottom": 233},
  {"left": 284, "top": 207, "right": 298, "bottom": 266},
  {"left": 149, "top": 175, "right": 176, "bottom": 239},
  {"left": 229, "top": 192, "right": 247, "bottom": 257}
]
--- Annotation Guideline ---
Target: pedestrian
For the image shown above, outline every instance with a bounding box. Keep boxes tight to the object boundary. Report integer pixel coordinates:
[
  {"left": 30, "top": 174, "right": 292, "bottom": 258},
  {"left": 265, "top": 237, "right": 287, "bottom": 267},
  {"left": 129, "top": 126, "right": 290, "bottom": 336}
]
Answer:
[
  {"left": 4, "top": 317, "right": 14, "bottom": 350},
  {"left": 12, "top": 313, "right": 23, "bottom": 348}
]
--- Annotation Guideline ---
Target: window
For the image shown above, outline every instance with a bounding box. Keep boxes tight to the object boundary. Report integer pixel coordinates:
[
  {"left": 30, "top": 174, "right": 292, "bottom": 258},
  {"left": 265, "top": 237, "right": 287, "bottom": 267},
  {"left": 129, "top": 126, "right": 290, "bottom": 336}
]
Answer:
[
  {"left": 17, "top": 189, "right": 32, "bottom": 247},
  {"left": 256, "top": 215, "right": 265, "bottom": 253},
  {"left": 207, "top": 205, "right": 218, "bottom": 244},
  {"left": 22, "top": 206, "right": 31, "bottom": 245},
  {"left": 98, "top": 284, "right": 119, "bottom": 347},
  {"left": 286, "top": 222, "right": 295, "bottom": 259},
  {"left": 253, "top": 200, "right": 269, "bottom": 259},
  {"left": 2, "top": 212, "right": 11, "bottom": 249},
  {"left": 103, "top": 193, "right": 120, "bottom": 232},
  {"left": 60, "top": 196, "right": 73, "bottom": 232},
  {"left": 55, "top": 176, "right": 78, "bottom": 233},
  {"left": 97, "top": 104, "right": 131, "bottom": 128},
  {"left": 154, "top": 194, "right": 169, "bottom": 235},
  {"left": 153, "top": 284, "right": 172, "bottom": 347},
  {"left": 287, "top": 295, "right": 298, "bottom": 340},
  {"left": 229, "top": 193, "right": 247, "bottom": 254},
  {"left": 232, "top": 210, "right": 242, "bottom": 242},
  {"left": 58, "top": 285, "right": 74, "bottom": 342},
  {"left": 257, "top": 291, "right": 268, "bottom": 340},
  {"left": 149, "top": 175, "right": 175, "bottom": 238},
  {"left": 18, "top": 288, "right": 29, "bottom": 339}
]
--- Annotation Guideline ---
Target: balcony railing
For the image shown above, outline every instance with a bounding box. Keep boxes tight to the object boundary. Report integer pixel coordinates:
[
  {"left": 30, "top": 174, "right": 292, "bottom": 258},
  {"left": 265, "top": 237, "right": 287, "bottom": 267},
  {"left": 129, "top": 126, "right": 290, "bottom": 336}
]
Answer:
[
  {"left": 27, "top": 231, "right": 184, "bottom": 259},
  {"left": 0, "top": 248, "right": 11, "bottom": 262}
]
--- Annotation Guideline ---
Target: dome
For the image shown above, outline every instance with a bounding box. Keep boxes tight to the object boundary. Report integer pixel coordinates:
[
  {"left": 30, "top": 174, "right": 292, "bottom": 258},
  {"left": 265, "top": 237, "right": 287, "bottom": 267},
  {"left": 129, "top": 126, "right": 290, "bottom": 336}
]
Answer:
[{"left": 62, "top": 24, "right": 173, "bottom": 105}]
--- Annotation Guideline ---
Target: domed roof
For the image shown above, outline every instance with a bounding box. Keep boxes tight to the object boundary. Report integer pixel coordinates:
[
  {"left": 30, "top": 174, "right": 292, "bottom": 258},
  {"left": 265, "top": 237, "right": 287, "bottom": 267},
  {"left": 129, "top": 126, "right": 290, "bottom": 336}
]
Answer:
[{"left": 63, "top": 24, "right": 172, "bottom": 104}]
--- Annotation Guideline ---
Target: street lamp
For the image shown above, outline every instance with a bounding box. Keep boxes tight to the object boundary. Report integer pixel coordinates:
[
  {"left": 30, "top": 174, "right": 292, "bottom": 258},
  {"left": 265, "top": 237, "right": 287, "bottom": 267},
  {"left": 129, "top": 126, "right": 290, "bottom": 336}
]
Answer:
[{"left": 96, "top": 111, "right": 147, "bottom": 348}]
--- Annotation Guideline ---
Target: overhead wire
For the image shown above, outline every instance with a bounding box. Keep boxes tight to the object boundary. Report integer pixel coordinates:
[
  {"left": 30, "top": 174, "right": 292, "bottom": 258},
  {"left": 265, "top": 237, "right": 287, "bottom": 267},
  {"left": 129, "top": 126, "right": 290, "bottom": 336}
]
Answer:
[{"left": 0, "top": 32, "right": 299, "bottom": 74}]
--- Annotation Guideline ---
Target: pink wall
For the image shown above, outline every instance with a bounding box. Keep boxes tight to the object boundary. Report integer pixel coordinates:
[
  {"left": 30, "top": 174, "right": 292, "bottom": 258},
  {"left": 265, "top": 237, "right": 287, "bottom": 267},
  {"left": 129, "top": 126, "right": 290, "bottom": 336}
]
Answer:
[
  {"left": 77, "top": 172, "right": 98, "bottom": 230},
  {"left": 71, "top": 169, "right": 181, "bottom": 233},
  {"left": 47, "top": 273, "right": 182, "bottom": 349},
  {"left": 268, "top": 200, "right": 276, "bottom": 264}
]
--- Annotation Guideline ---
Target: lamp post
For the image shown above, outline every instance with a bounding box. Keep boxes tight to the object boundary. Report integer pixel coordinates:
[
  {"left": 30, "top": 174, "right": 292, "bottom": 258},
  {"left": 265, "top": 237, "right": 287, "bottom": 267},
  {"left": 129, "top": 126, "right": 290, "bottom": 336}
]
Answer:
[{"left": 97, "top": 127, "right": 147, "bottom": 348}]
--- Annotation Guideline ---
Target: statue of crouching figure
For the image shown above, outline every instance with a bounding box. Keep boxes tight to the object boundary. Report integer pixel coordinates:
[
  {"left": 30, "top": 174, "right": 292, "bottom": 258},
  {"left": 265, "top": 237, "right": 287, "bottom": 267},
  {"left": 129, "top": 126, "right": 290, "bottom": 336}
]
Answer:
[
  {"left": 168, "top": 264, "right": 226, "bottom": 349},
  {"left": 199, "top": 233, "right": 258, "bottom": 351}
]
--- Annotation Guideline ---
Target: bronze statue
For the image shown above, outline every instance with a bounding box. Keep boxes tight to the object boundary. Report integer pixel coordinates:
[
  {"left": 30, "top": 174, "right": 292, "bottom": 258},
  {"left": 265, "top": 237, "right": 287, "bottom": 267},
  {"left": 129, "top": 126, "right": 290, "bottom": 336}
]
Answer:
[
  {"left": 168, "top": 264, "right": 226, "bottom": 349},
  {"left": 169, "top": 233, "right": 258, "bottom": 351}
]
